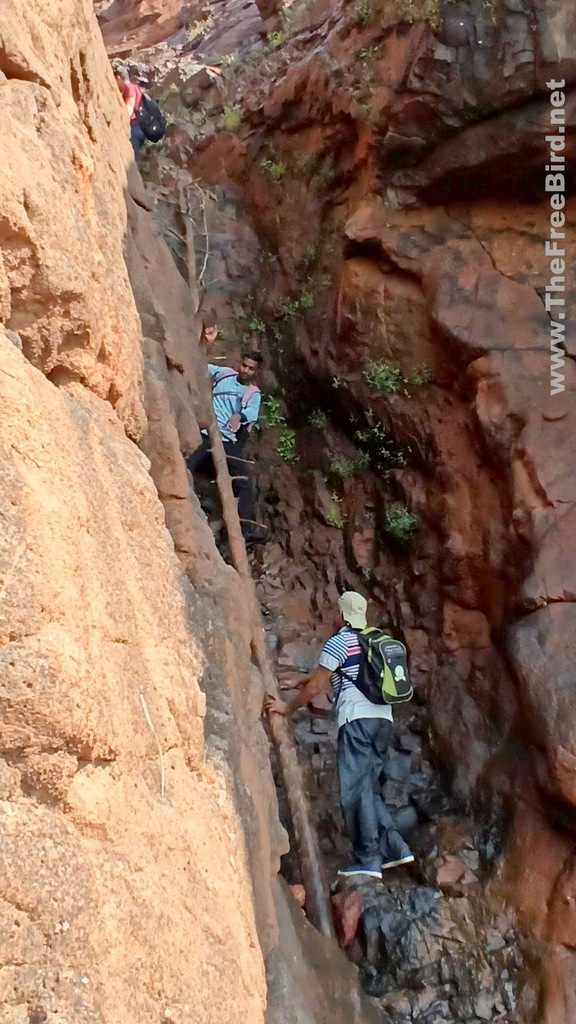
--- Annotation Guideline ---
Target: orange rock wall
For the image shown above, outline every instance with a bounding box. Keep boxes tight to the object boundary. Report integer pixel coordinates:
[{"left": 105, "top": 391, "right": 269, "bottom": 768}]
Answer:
[
  {"left": 0, "top": 329, "right": 266, "bottom": 1024},
  {"left": 124, "top": 0, "right": 576, "bottom": 1014},
  {"left": 0, "top": 1, "right": 285, "bottom": 1020}
]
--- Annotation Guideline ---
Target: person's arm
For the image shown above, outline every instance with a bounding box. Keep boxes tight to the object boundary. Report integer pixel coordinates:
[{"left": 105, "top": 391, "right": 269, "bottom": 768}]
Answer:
[
  {"left": 207, "top": 363, "right": 230, "bottom": 379},
  {"left": 265, "top": 666, "right": 332, "bottom": 717},
  {"left": 123, "top": 82, "right": 139, "bottom": 120},
  {"left": 241, "top": 390, "right": 261, "bottom": 427}
]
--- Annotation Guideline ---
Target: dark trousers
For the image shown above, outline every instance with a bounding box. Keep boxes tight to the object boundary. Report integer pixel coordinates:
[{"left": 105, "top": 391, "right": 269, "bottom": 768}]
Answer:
[
  {"left": 337, "top": 718, "right": 397, "bottom": 870},
  {"left": 130, "top": 122, "right": 145, "bottom": 155},
  {"left": 186, "top": 433, "right": 254, "bottom": 528}
]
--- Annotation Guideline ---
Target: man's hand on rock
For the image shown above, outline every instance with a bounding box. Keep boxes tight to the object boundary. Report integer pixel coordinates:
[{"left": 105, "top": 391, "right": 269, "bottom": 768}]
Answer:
[
  {"left": 265, "top": 696, "right": 290, "bottom": 716},
  {"left": 279, "top": 677, "right": 304, "bottom": 691}
]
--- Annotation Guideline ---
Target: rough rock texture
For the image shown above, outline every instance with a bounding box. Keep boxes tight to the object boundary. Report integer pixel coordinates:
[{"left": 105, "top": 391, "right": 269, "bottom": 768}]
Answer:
[
  {"left": 0, "top": 330, "right": 266, "bottom": 1024},
  {"left": 117, "top": 0, "right": 576, "bottom": 1017},
  {"left": 97, "top": 0, "right": 203, "bottom": 54},
  {"left": 0, "top": 0, "right": 145, "bottom": 438},
  {"left": 0, "top": 1, "right": 336, "bottom": 1021},
  {"left": 1, "top": 1, "right": 390, "bottom": 1019}
]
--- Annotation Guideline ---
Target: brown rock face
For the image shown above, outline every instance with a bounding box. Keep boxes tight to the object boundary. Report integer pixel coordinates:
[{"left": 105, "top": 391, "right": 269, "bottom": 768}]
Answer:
[
  {"left": 0, "top": 1, "right": 294, "bottom": 1021},
  {"left": 114, "top": 0, "right": 576, "bottom": 1014},
  {"left": 0, "top": 0, "right": 146, "bottom": 438},
  {"left": 0, "top": 331, "right": 266, "bottom": 1023},
  {"left": 97, "top": 0, "right": 201, "bottom": 54}
]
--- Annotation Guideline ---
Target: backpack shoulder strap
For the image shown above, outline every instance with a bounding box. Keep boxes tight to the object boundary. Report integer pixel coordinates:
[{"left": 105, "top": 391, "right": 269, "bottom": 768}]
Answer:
[
  {"left": 240, "top": 384, "right": 261, "bottom": 408},
  {"left": 213, "top": 370, "right": 237, "bottom": 386}
]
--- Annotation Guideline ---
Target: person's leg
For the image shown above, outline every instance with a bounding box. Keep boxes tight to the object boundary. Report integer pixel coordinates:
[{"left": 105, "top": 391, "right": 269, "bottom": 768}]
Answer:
[
  {"left": 337, "top": 719, "right": 383, "bottom": 872},
  {"left": 370, "top": 718, "right": 395, "bottom": 837},
  {"left": 371, "top": 720, "right": 414, "bottom": 868},
  {"left": 223, "top": 440, "right": 255, "bottom": 533},
  {"left": 186, "top": 434, "right": 212, "bottom": 476},
  {"left": 130, "top": 122, "right": 145, "bottom": 156}
]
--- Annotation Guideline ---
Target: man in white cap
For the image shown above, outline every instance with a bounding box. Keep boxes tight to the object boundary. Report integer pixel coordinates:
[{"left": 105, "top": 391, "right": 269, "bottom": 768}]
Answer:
[{"left": 266, "top": 591, "right": 414, "bottom": 879}]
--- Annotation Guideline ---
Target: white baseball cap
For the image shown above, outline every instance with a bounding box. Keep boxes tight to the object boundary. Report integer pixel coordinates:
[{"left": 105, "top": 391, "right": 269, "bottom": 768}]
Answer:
[{"left": 338, "top": 591, "right": 367, "bottom": 629}]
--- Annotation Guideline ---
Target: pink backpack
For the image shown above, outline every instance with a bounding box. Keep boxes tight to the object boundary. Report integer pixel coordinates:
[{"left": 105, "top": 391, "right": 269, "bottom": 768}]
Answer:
[{"left": 213, "top": 371, "right": 261, "bottom": 433}]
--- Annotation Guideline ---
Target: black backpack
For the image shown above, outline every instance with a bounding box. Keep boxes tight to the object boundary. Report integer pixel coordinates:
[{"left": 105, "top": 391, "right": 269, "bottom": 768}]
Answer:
[
  {"left": 137, "top": 94, "right": 166, "bottom": 143},
  {"left": 354, "top": 627, "right": 413, "bottom": 705}
]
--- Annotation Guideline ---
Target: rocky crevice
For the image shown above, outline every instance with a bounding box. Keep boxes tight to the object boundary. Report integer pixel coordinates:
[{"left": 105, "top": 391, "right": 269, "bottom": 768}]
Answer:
[
  {"left": 104, "top": 0, "right": 576, "bottom": 1017},
  {"left": 0, "top": 0, "right": 575, "bottom": 1019}
]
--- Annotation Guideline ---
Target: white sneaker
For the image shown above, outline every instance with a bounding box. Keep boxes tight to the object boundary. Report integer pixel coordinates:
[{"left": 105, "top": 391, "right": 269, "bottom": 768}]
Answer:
[
  {"left": 381, "top": 853, "right": 415, "bottom": 870},
  {"left": 337, "top": 864, "right": 383, "bottom": 879}
]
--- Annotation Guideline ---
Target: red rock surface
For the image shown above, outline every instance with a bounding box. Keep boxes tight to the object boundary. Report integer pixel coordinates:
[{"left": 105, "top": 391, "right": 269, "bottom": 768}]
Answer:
[
  {"left": 97, "top": 0, "right": 201, "bottom": 54},
  {"left": 106, "top": 0, "right": 576, "bottom": 1014},
  {"left": 332, "top": 889, "right": 364, "bottom": 948}
]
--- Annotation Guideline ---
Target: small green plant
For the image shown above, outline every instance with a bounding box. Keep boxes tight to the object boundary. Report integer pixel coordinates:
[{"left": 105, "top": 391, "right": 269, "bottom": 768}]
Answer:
[
  {"left": 332, "top": 376, "right": 343, "bottom": 389},
  {"left": 278, "top": 0, "right": 319, "bottom": 36},
  {"left": 182, "top": 14, "right": 212, "bottom": 38},
  {"left": 260, "top": 396, "right": 287, "bottom": 430},
  {"left": 484, "top": 0, "right": 497, "bottom": 24},
  {"left": 331, "top": 456, "right": 357, "bottom": 480},
  {"left": 309, "top": 409, "right": 329, "bottom": 429},
  {"left": 219, "top": 53, "right": 241, "bottom": 79},
  {"left": 221, "top": 105, "right": 242, "bottom": 130},
  {"left": 191, "top": 106, "right": 209, "bottom": 127},
  {"left": 325, "top": 494, "right": 344, "bottom": 529},
  {"left": 393, "top": 0, "right": 462, "bottom": 27},
  {"left": 243, "top": 50, "right": 263, "bottom": 68},
  {"left": 234, "top": 308, "right": 266, "bottom": 335},
  {"left": 280, "top": 289, "right": 314, "bottom": 320},
  {"left": 301, "top": 241, "right": 320, "bottom": 269},
  {"left": 278, "top": 428, "right": 298, "bottom": 462},
  {"left": 355, "top": 423, "right": 412, "bottom": 474},
  {"left": 364, "top": 362, "right": 404, "bottom": 393},
  {"left": 410, "top": 364, "right": 433, "bottom": 387},
  {"left": 354, "top": 0, "right": 375, "bottom": 24},
  {"left": 261, "top": 157, "right": 289, "bottom": 181},
  {"left": 364, "top": 360, "right": 434, "bottom": 393},
  {"left": 267, "top": 30, "right": 285, "bottom": 48},
  {"left": 184, "top": 15, "right": 214, "bottom": 37},
  {"left": 383, "top": 506, "right": 419, "bottom": 547},
  {"left": 164, "top": 111, "right": 190, "bottom": 128},
  {"left": 325, "top": 506, "right": 344, "bottom": 529},
  {"left": 331, "top": 450, "right": 371, "bottom": 479},
  {"left": 357, "top": 44, "right": 380, "bottom": 59}
]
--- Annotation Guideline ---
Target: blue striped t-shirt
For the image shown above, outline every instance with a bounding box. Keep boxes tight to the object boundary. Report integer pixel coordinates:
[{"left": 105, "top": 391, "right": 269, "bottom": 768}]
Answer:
[
  {"left": 206, "top": 365, "right": 261, "bottom": 443},
  {"left": 319, "top": 627, "right": 393, "bottom": 730}
]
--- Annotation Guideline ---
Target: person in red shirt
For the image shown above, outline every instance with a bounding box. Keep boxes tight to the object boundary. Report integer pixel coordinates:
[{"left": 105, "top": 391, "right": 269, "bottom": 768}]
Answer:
[{"left": 114, "top": 67, "right": 145, "bottom": 156}]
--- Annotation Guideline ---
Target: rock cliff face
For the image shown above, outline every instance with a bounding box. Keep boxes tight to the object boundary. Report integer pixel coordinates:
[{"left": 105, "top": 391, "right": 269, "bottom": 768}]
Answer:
[
  {"left": 107, "top": 0, "right": 576, "bottom": 1018},
  {"left": 0, "top": 0, "right": 145, "bottom": 438},
  {"left": 0, "top": 2, "right": 386, "bottom": 1021},
  {"left": 0, "top": 2, "right": 314, "bottom": 1021},
  {"left": 0, "top": 329, "right": 266, "bottom": 1023},
  {"left": 3, "top": 0, "right": 576, "bottom": 1018}
]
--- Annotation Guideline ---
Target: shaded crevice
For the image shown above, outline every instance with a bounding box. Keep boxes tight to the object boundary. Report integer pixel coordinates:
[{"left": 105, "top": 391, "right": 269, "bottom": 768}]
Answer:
[{"left": 0, "top": 53, "right": 51, "bottom": 89}]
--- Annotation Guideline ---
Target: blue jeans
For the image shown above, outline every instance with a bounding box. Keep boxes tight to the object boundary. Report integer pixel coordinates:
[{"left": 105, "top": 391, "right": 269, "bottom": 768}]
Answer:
[
  {"left": 130, "top": 122, "right": 146, "bottom": 155},
  {"left": 337, "top": 718, "right": 397, "bottom": 870}
]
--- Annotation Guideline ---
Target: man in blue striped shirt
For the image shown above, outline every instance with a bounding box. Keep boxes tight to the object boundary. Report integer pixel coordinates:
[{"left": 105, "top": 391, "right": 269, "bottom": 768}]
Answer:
[
  {"left": 267, "top": 591, "right": 414, "bottom": 879},
  {"left": 187, "top": 340, "right": 264, "bottom": 544}
]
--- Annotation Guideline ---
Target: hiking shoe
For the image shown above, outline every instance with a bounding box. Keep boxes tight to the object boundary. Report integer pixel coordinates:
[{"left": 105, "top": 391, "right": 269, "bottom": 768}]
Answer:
[
  {"left": 242, "top": 529, "right": 267, "bottom": 547},
  {"left": 337, "top": 864, "right": 382, "bottom": 879},
  {"left": 382, "top": 853, "right": 415, "bottom": 870},
  {"left": 381, "top": 828, "right": 414, "bottom": 870}
]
